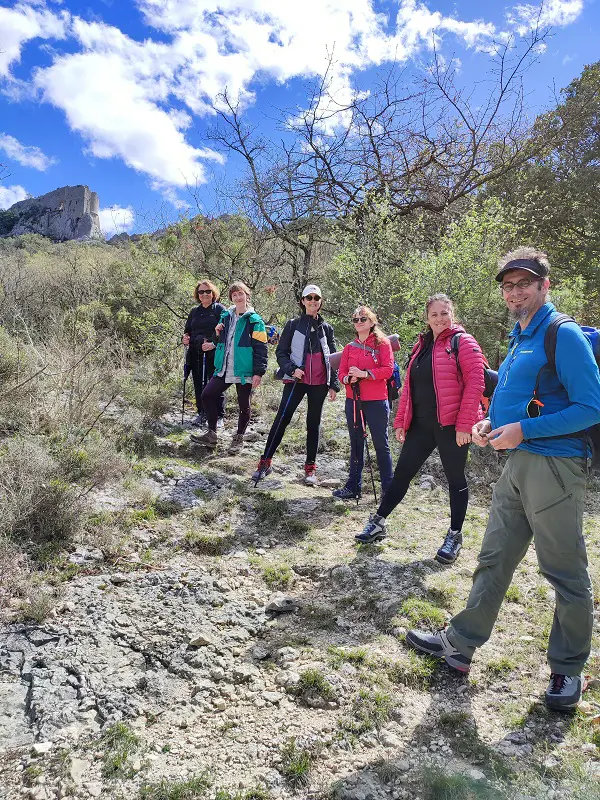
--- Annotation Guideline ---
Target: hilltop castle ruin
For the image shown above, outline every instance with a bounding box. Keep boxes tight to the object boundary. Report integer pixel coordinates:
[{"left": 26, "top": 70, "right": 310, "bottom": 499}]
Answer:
[{"left": 5, "top": 185, "right": 102, "bottom": 241}]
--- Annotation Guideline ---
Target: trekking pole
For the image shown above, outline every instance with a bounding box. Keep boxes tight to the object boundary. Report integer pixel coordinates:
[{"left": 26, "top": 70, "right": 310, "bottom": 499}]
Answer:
[
  {"left": 182, "top": 345, "right": 191, "bottom": 425},
  {"left": 353, "top": 382, "right": 378, "bottom": 505},
  {"left": 254, "top": 378, "right": 299, "bottom": 488},
  {"left": 352, "top": 383, "right": 361, "bottom": 507}
]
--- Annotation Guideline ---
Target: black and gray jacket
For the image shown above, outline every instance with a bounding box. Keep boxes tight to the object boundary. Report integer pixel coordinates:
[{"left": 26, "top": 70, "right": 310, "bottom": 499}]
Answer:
[{"left": 275, "top": 314, "right": 340, "bottom": 390}]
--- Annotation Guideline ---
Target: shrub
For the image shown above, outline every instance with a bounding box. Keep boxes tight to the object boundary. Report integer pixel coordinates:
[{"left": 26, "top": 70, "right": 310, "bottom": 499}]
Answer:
[
  {"left": 100, "top": 722, "right": 140, "bottom": 779},
  {"left": 262, "top": 563, "right": 293, "bottom": 589},
  {"left": 279, "top": 739, "right": 315, "bottom": 788},
  {"left": 0, "top": 438, "right": 84, "bottom": 549},
  {"left": 139, "top": 771, "right": 212, "bottom": 799}
]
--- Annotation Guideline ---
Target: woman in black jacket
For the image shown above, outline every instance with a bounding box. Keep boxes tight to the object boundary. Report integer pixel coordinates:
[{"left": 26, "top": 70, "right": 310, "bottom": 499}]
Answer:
[
  {"left": 252, "top": 284, "right": 339, "bottom": 486},
  {"left": 182, "top": 280, "right": 226, "bottom": 427}
]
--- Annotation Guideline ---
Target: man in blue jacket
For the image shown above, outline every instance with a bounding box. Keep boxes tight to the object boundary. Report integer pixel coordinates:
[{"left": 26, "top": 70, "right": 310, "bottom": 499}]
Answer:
[{"left": 406, "top": 247, "right": 600, "bottom": 711}]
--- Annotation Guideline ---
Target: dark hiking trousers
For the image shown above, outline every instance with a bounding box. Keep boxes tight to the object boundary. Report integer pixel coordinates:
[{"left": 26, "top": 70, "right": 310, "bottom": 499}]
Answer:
[
  {"left": 344, "top": 398, "right": 393, "bottom": 494},
  {"left": 377, "top": 416, "right": 469, "bottom": 532},
  {"left": 263, "top": 382, "right": 328, "bottom": 464},
  {"left": 447, "top": 449, "right": 593, "bottom": 676},
  {"left": 201, "top": 376, "right": 252, "bottom": 434},
  {"left": 190, "top": 347, "right": 224, "bottom": 418}
]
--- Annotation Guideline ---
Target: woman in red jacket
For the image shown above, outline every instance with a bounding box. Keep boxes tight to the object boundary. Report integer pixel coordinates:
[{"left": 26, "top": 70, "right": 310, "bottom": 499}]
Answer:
[
  {"left": 335, "top": 306, "right": 394, "bottom": 500},
  {"left": 356, "top": 294, "right": 485, "bottom": 564}
]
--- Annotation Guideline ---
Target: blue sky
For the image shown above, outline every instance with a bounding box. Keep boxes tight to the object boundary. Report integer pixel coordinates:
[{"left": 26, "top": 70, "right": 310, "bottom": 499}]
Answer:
[{"left": 0, "top": 0, "right": 597, "bottom": 236}]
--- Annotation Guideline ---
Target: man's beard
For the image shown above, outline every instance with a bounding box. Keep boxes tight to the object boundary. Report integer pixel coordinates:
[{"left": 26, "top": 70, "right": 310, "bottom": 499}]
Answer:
[{"left": 508, "top": 306, "right": 529, "bottom": 321}]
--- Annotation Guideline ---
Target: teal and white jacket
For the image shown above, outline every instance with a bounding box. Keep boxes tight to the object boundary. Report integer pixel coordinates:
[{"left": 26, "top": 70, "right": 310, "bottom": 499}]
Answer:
[{"left": 213, "top": 306, "right": 268, "bottom": 385}]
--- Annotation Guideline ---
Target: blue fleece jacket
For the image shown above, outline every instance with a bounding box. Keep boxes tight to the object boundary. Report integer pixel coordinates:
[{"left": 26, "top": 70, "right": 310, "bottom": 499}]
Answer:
[{"left": 489, "top": 303, "right": 600, "bottom": 458}]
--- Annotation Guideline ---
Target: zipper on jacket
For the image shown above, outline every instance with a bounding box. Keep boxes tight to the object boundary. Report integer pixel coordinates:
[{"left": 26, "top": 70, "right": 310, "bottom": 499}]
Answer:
[{"left": 431, "top": 337, "right": 443, "bottom": 426}]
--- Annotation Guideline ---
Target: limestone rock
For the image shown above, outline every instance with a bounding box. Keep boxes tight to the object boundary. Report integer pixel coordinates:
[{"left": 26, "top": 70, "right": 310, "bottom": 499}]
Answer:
[{"left": 6, "top": 185, "right": 102, "bottom": 241}]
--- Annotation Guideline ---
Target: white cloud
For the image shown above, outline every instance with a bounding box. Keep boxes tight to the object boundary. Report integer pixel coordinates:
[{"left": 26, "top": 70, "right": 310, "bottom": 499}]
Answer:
[
  {"left": 509, "top": 0, "right": 584, "bottom": 33},
  {"left": 98, "top": 204, "right": 135, "bottom": 236},
  {"left": 0, "top": 2, "right": 69, "bottom": 78},
  {"left": 0, "top": 0, "right": 585, "bottom": 200},
  {"left": 0, "top": 133, "right": 56, "bottom": 170},
  {"left": 0, "top": 184, "right": 29, "bottom": 209}
]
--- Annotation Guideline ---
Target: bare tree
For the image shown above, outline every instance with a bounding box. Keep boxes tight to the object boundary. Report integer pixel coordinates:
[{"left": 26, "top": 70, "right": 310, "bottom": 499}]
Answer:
[{"left": 207, "top": 28, "right": 554, "bottom": 294}]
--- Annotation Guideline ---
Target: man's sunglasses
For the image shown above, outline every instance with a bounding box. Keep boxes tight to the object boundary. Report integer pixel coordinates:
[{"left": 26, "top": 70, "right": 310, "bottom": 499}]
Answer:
[
  {"left": 352, "top": 316, "right": 368, "bottom": 323},
  {"left": 304, "top": 294, "right": 321, "bottom": 301},
  {"left": 197, "top": 289, "right": 213, "bottom": 295}
]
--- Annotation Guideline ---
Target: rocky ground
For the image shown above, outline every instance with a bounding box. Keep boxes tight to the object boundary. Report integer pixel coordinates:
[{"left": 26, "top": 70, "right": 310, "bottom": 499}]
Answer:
[{"left": 1, "top": 401, "right": 599, "bottom": 800}]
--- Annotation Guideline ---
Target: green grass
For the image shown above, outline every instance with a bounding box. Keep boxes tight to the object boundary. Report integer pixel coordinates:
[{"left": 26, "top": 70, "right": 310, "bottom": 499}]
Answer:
[
  {"left": 100, "top": 722, "right": 140, "bottom": 779},
  {"left": 397, "top": 597, "right": 446, "bottom": 628},
  {"left": 485, "top": 656, "right": 517, "bottom": 676},
  {"left": 295, "top": 668, "right": 336, "bottom": 703},
  {"left": 279, "top": 739, "right": 314, "bottom": 788},
  {"left": 262, "top": 563, "right": 293, "bottom": 590},
  {"left": 420, "top": 768, "right": 506, "bottom": 799},
  {"left": 386, "top": 651, "right": 439, "bottom": 689},
  {"left": 340, "top": 688, "right": 393, "bottom": 735},
  {"left": 184, "top": 530, "right": 233, "bottom": 555},
  {"left": 504, "top": 584, "right": 522, "bottom": 603},
  {"left": 139, "top": 771, "right": 212, "bottom": 799},
  {"left": 328, "top": 646, "right": 371, "bottom": 668}
]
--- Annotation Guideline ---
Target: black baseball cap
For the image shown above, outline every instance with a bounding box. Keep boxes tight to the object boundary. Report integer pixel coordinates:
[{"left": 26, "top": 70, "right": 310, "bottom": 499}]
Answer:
[{"left": 495, "top": 258, "right": 549, "bottom": 282}]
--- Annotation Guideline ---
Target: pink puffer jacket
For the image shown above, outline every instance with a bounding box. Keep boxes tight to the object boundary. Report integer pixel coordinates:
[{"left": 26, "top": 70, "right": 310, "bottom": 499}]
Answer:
[{"left": 394, "top": 325, "right": 485, "bottom": 433}]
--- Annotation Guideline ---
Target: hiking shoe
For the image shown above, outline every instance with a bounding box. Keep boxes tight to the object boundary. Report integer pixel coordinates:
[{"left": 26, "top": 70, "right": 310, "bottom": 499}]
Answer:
[
  {"left": 229, "top": 433, "right": 244, "bottom": 453},
  {"left": 191, "top": 414, "right": 206, "bottom": 428},
  {"left": 332, "top": 485, "right": 360, "bottom": 500},
  {"left": 190, "top": 429, "right": 217, "bottom": 447},
  {"left": 355, "top": 514, "right": 387, "bottom": 544},
  {"left": 405, "top": 628, "right": 472, "bottom": 673},
  {"left": 216, "top": 417, "right": 225, "bottom": 429},
  {"left": 252, "top": 457, "right": 272, "bottom": 483},
  {"left": 435, "top": 528, "right": 463, "bottom": 564},
  {"left": 304, "top": 463, "right": 318, "bottom": 486},
  {"left": 545, "top": 673, "right": 583, "bottom": 711}
]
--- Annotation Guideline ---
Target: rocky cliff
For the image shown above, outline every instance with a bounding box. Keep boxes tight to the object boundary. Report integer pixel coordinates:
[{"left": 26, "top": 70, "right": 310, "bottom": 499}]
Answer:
[{"left": 5, "top": 185, "right": 102, "bottom": 241}]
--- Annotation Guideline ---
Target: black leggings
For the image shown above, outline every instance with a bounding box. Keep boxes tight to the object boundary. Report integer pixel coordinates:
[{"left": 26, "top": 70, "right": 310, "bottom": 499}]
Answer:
[
  {"left": 263, "top": 383, "right": 328, "bottom": 464},
  {"left": 201, "top": 376, "right": 252, "bottom": 434},
  {"left": 378, "top": 416, "right": 469, "bottom": 531},
  {"left": 189, "top": 347, "right": 224, "bottom": 418}
]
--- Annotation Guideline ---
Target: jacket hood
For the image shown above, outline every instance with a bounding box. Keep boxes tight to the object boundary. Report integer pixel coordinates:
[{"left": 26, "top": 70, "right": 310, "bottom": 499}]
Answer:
[{"left": 227, "top": 305, "right": 255, "bottom": 317}]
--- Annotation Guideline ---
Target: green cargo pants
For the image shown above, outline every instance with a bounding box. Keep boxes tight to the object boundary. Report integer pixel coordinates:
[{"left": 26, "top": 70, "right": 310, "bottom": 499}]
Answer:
[{"left": 447, "top": 449, "right": 594, "bottom": 675}]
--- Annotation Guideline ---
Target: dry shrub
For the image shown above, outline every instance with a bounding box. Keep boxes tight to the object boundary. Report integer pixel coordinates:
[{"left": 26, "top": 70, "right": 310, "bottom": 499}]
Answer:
[{"left": 0, "top": 437, "right": 84, "bottom": 549}]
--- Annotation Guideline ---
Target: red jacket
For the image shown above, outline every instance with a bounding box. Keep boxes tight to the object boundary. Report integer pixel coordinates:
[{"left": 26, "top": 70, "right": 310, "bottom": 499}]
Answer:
[
  {"left": 395, "top": 325, "right": 485, "bottom": 433},
  {"left": 338, "top": 334, "right": 394, "bottom": 401}
]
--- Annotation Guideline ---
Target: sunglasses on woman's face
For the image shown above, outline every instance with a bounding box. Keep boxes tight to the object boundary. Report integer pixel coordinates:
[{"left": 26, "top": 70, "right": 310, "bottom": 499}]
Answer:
[
  {"left": 352, "top": 316, "right": 368, "bottom": 323},
  {"left": 304, "top": 294, "right": 321, "bottom": 301},
  {"left": 197, "top": 289, "right": 212, "bottom": 295}
]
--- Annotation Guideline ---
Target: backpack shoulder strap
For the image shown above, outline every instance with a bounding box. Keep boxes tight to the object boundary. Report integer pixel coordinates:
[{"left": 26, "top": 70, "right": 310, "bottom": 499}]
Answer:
[
  {"left": 348, "top": 340, "right": 378, "bottom": 356},
  {"left": 543, "top": 313, "right": 574, "bottom": 375}
]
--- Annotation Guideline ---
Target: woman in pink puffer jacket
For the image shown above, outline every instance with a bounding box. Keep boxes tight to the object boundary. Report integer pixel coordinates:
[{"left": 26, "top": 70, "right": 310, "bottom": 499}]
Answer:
[{"left": 356, "top": 294, "right": 485, "bottom": 564}]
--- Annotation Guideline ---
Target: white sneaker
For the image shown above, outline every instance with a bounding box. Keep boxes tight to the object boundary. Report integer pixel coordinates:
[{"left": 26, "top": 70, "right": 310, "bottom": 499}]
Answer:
[{"left": 304, "top": 463, "right": 318, "bottom": 486}]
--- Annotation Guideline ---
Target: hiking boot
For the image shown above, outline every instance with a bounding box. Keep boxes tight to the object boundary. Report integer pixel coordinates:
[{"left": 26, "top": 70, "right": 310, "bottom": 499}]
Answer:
[
  {"left": 229, "top": 433, "right": 244, "bottom": 453},
  {"left": 191, "top": 414, "right": 206, "bottom": 428},
  {"left": 332, "top": 485, "right": 360, "bottom": 500},
  {"left": 252, "top": 457, "right": 272, "bottom": 483},
  {"left": 190, "top": 429, "right": 217, "bottom": 447},
  {"left": 355, "top": 514, "right": 387, "bottom": 544},
  {"left": 216, "top": 417, "right": 225, "bottom": 429},
  {"left": 405, "top": 628, "right": 472, "bottom": 673},
  {"left": 435, "top": 528, "right": 463, "bottom": 564},
  {"left": 545, "top": 673, "right": 583, "bottom": 711},
  {"left": 304, "top": 463, "right": 318, "bottom": 486}
]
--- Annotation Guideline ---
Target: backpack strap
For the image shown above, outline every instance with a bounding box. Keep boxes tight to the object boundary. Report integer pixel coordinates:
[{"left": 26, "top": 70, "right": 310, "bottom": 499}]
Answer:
[
  {"left": 533, "top": 313, "right": 575, "bottom": 396},
  {"left": 348, "top": 341, "right": 379, "bottom": 357}
]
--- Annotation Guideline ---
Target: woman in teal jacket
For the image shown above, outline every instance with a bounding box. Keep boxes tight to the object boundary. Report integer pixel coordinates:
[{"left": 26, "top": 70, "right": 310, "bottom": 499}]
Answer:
[{"left": 191, "top": 281, "right": 268, "bottom": 451}]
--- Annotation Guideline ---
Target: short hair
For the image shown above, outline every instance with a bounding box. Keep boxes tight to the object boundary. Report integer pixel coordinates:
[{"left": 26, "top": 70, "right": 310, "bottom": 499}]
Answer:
[
  {"left": 498, "top": 247, "right": 550, "bottom": 276},
  {"left": 194, "top": 279, "right": 220, "bottom": 303},
  {"left": 228, "top": 281, "right": 252, "bottom": 301}
]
